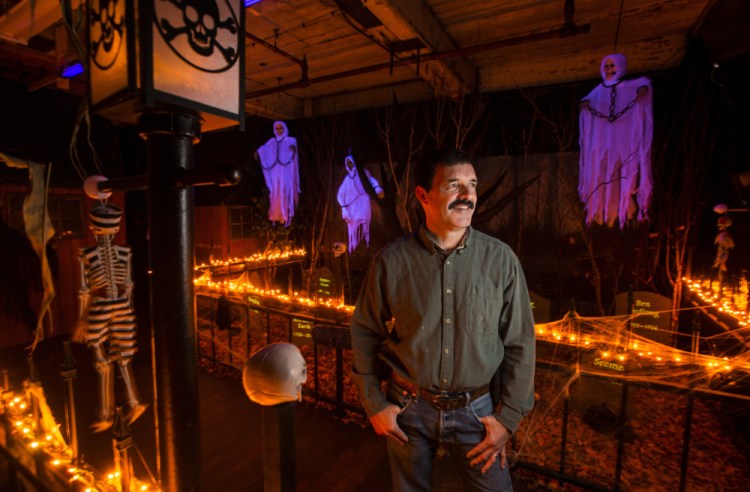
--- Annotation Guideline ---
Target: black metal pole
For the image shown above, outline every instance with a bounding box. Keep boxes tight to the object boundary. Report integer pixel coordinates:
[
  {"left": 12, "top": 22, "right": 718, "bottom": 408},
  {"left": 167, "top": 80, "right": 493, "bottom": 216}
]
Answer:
[
  {"left": 140, "top": 110, "right": 202, "bottom": 492},
  {"left": 59, "top": 341, "right": 79, "bottom": 465},
  {"left": 112, "top": 407, "right": 134, "bottom": 492},
  {"left": 679, "top": 392, "right": 696, "bottom": 492},
  {"left": 263, "top": 402, "right": 296, "bottom": 492}
]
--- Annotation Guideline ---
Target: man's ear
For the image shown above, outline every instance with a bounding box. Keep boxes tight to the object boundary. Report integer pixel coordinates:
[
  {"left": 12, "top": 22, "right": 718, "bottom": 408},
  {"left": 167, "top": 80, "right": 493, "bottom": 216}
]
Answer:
[{"left": 415, "top": 186, "right": 428, "bottom": 205}]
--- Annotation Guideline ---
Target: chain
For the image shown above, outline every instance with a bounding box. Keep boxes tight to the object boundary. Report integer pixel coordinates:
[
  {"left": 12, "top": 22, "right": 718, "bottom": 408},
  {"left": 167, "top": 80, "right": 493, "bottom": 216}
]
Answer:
[
  {"left": 261, "top": 138, "right": 296, "bottom": 171},
  {"left": 585, "top": 84, "right": 641, "bottom": 123}
]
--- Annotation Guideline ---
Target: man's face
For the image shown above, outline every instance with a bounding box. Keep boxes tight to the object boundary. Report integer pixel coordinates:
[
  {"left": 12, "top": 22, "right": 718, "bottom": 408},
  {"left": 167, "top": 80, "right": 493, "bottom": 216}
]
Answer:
[
  {"left": 418, "top": 163, "right": 477, "bottom": 234},
  {"left": 274, "top": 123, "right": 285, "bottom": 137},
  {"left": 603, "top": 57, "right": 618, "bottom": 82}
]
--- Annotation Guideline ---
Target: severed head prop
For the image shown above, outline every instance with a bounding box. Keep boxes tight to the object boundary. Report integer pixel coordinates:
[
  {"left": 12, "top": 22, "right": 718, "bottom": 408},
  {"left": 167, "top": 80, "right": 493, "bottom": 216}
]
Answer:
[{"left": 243, "top": 343, "right": 307, "bottom": 406}]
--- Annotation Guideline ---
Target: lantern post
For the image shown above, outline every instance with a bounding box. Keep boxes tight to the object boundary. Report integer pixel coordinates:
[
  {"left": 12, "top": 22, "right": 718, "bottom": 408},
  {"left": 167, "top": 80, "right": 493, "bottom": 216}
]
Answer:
[{"left": 86, "top": 1, "right": 245, "bottom": 489}]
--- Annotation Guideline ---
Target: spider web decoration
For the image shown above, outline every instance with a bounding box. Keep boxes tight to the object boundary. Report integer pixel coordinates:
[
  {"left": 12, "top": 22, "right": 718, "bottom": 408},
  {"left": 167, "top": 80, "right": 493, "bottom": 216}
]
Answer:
[{"left": 512, "top": 308, "right": 750, "bottom": 489}]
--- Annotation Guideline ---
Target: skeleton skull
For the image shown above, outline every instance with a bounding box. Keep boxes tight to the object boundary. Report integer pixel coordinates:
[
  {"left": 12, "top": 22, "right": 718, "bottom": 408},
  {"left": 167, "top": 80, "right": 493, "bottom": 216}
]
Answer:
[
  {"left": 243, "top": 343, "right": 307, "bottom": 406},
  {"left": 600, "top": 54, "right": 627, "bottom": 85},
  {"left": 274, "top": 122, "right": 286, "bottom": 138},
  {"left": 89, "top": 204, "right": 123, "bottom": 236}
]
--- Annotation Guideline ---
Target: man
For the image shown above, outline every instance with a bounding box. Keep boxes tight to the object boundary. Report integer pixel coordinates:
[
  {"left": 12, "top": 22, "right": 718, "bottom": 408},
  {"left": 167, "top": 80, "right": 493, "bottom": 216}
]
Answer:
[{"left": 351, "top": 148, "right": 535, "bottom": 491}]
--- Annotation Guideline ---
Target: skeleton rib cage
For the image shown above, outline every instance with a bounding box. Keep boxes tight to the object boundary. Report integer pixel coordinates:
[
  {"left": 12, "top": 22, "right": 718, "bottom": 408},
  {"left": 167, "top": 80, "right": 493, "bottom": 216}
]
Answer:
[
  {"left": 81, "top": 243, "right": 132, "bottom": 300},
  {"left": 79, "top": 241, "right": 136, "bottom": 359}
]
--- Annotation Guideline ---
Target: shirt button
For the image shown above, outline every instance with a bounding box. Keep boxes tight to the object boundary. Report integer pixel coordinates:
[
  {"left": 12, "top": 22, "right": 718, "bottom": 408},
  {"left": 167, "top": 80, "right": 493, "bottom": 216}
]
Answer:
[
  {"left": 444, "top": 348, "right": 450, "bottom": 354},
  {"left": 446, "top": 260, "right": 451, "bottom": 265},
  {"left": 442, "top": 378, "right": 448, "bottom": 384},
  {"left": 446, "top": 289, "right": 452, "bottom": 294},
  {"left": 445, "top": 318, "right": 452, "bottom": 324}
]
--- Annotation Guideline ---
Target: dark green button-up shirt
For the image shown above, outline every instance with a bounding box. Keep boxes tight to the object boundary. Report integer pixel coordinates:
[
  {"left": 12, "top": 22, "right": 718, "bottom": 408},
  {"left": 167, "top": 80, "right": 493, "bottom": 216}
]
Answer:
[{"left": 351, "top": 225, "right": 536, "bottom": 433}]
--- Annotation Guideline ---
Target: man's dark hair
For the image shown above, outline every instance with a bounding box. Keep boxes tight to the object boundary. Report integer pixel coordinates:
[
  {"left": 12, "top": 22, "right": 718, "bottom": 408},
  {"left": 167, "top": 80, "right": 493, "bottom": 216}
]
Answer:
[{"left": 414, "top": 148, "right": 473, "bottom": 191}]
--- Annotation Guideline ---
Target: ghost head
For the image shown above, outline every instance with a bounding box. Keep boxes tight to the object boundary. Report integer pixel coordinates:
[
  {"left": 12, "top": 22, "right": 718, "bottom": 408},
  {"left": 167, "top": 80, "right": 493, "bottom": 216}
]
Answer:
[
  {"left": 243, "top": 343, "right": 307, "bottom": 406},
  {"left": 600, "top": 54, "right": 627, "bottom": 85},
  {"left": 273, "top": 121, "right": 288, "bottom": 140}
]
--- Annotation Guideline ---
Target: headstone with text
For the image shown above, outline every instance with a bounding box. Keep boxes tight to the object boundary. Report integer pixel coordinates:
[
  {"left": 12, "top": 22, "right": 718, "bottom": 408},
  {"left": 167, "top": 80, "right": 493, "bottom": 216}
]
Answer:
[
  {"left": 291, "top": 318, "right": 314, "bottom": 347},
  {"left": 315, "top": 266, "right": 338, "bottom": 300},
  {"left": 615, "top": 291, "right": 673, "bottom": 345}
]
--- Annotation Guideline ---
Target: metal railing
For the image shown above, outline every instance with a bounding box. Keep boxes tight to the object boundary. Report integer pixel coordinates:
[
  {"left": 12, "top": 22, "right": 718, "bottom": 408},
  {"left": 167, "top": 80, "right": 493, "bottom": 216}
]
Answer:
[{"left": 195, "top": 293, "right": 748, "bottom": 491}]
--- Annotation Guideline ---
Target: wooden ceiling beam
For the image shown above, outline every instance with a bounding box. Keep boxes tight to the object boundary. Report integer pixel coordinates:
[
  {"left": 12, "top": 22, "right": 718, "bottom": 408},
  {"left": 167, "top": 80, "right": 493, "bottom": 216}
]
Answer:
[{"left": 362, "top": 0, "right": 476, "bottom": 98}]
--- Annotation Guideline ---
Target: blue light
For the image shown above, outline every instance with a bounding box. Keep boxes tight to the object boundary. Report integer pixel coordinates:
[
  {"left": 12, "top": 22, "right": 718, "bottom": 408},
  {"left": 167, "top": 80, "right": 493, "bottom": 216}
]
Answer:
[
  {"left": 245, "top": 0, "right": 263, "bottom": 6},
  {"left": 61, "top": 62, "right": 84, "bottom": 78}
]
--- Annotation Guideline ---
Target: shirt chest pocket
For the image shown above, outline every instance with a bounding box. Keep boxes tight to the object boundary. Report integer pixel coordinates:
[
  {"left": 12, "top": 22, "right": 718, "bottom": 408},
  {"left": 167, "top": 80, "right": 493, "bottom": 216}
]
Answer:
[{"left": 465, "top": 285, "right": 502, "bottom": 336}]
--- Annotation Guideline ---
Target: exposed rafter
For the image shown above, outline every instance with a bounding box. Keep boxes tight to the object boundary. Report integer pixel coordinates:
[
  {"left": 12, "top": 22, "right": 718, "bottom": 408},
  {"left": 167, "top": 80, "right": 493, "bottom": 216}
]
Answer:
[{"left": 362, "top": 0, "right": 476, "bottom": 98}]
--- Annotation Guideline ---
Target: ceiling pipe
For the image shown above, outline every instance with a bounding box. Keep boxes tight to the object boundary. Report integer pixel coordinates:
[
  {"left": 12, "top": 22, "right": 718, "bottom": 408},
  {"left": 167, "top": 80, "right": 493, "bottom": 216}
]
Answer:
[{"left": 246, "top": 20, "right": 590, "bottom": 100}]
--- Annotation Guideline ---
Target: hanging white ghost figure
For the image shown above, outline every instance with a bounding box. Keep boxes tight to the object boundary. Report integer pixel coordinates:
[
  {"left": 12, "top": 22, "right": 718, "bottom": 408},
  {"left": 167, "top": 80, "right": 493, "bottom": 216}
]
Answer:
[
  {"left": 255, "top": 121, "right": 300, "bottom": 226},
  {"left": 73, "top": 204, "right": 147, "bottom": 432},
  {"left": 579, "top": 54, "right": 653, "bottom": 227},
  {"left": 336, "top": 154, "right": 383, "bottom": 253}
]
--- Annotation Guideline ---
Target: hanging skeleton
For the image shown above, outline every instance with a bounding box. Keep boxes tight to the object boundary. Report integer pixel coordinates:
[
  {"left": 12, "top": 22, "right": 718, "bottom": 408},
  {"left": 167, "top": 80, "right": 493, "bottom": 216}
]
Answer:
[
  {"left": 73, "top": 204, "right": 146, "bottom": 432},
  {"left": 336, "top": 154, "right": 383, "bottom": 253},
  {"left": 579, "top": 54, "right": 653, "bottom": 227},
  {"left": 255, "top": 121, "right": 300, "bottom": 227},
  {"left": 713, "top": 205, "right": 734, "bottom": 274}
]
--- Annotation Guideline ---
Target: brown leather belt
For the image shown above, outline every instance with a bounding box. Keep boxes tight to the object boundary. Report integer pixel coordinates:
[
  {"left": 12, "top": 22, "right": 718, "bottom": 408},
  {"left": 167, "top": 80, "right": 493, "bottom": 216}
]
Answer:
[{"left": 390, "top": 372, "right": 489, "bottom": 411}]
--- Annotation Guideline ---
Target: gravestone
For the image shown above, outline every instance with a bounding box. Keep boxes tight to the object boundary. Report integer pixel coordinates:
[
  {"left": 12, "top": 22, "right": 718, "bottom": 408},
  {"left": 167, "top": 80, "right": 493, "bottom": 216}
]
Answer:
[
  {"left": 315, "top": 266, "right": 339, "bottom": 300},
  {"left": 529, "top": 291, "right": 551, "bottom": 324},
  {"left": 291, "top": 318, "right": 314, "bottom": 347},
  {"left": 614, "top": 291, "right": 673, "bottom": 345}
]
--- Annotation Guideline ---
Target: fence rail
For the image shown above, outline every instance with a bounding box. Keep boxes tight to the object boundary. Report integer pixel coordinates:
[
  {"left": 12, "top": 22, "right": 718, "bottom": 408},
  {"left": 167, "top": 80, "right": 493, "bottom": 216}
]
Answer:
[{"left": 195, "top": 292, "right": 748, "bottom": 491}]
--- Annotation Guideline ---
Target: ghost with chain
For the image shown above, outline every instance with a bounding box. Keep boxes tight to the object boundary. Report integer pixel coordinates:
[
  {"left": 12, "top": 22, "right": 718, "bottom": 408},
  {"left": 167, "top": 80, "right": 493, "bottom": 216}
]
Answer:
[
  {"left": 579, "top": 53, "right": 653, "bottom": 228},
  {"left": 337, "top": 154, "right": 383, "bottom": 253},
  {"left": 73, "top": 204, "right": 146, "bottom": 432},
  {"left": 255, "top": 121, "right": 300, "bottom": 227}
]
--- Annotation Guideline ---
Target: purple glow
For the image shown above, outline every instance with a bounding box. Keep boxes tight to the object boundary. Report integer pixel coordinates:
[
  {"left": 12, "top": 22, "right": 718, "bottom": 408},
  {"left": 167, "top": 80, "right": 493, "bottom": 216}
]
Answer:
[{"left": 61, "top": 62, "right": 84, "bottom": 78}]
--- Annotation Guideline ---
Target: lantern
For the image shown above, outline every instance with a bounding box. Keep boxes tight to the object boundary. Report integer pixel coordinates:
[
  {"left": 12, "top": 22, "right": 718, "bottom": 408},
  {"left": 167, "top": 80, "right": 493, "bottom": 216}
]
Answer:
[{"left": 87, "top": 0, "right": 245, "bottom": 132}]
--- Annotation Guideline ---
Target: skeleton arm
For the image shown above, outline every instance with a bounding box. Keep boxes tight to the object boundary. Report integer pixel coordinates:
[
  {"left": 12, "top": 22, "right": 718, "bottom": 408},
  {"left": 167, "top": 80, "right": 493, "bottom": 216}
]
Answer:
[
  {"left": 124, "top": 247, "right": 134, "bottom": 303},
  {"left": 72, "top": 249, "right": 92, "bottom": 342}
]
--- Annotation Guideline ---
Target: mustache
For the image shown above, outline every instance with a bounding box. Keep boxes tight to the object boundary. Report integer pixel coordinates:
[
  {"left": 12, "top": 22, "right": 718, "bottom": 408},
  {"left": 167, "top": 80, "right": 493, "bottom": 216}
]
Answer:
[{"left": 449, "top": 199, "right": 475, "bottom": 210}]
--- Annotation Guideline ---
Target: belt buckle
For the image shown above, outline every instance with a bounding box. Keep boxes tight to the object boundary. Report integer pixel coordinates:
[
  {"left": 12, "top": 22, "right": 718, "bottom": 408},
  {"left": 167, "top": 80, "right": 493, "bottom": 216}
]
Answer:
[{"left": 432, "top": 393, "right": 466, "bottom": 411}]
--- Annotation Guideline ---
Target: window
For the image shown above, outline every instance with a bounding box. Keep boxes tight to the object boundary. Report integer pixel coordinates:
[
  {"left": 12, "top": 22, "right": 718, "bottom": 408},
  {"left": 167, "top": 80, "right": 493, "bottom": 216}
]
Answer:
[
  {"left": 229, "top": 206, "right": 253, "bottom": 239},
  {"left": 5, "top": 194, "right": 84, "bottom": 239}
]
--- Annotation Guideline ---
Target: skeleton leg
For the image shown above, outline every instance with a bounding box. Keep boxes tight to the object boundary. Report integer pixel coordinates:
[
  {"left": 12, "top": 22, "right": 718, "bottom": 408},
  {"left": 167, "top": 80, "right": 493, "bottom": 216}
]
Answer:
[
  {"left": 111, "top": 304, "right": 147, "bottom": 424},
  {"left": 117, "top": 360, "right": 147, "bottom": 424},
  {"left": 91, "top": 343, "right": 115, "bottom": 432}
]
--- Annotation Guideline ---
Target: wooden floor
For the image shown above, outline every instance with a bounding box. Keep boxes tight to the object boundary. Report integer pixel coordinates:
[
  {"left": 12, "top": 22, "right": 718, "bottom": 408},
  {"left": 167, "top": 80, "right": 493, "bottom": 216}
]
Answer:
[
  {"left": 0, "top": 334, "right": 394, "bottom": 492},
  {"left": 2, "top": 334, "right": 540, "bottom": 492}
]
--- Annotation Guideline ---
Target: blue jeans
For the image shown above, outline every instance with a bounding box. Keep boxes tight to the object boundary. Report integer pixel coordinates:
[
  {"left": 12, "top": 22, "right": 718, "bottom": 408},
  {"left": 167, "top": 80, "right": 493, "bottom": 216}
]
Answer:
[{"left": 386, "top": 383, "right": 513, "bottom": 492}]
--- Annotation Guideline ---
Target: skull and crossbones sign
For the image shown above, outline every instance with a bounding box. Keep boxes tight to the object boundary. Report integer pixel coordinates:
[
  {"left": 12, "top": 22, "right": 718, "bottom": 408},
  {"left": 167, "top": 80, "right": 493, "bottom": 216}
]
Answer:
[
  {"left": 90, "top": 0, "right": 125, "bottom": 69},
  {"left": 157, "top": 0, "right": 239, "bottom": 67}
]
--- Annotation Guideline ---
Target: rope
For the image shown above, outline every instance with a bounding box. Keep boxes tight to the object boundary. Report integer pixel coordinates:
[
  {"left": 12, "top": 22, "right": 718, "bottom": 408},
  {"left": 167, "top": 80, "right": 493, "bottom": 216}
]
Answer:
[{"left": 613, "top": 0, "right": 625, "bottom": 52}]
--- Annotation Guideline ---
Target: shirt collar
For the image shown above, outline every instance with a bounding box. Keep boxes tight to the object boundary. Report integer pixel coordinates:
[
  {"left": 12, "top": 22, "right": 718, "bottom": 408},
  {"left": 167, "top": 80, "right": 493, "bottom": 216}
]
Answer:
[{"left": 418, "top": 224, "right": 472, "bottom": 254}]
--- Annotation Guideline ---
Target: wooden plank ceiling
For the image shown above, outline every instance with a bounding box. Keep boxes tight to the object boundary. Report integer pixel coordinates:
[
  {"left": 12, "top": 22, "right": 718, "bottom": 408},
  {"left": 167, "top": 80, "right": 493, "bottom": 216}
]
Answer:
[{"left": 0, "top": 0, "right": 735, "bottom": 122}]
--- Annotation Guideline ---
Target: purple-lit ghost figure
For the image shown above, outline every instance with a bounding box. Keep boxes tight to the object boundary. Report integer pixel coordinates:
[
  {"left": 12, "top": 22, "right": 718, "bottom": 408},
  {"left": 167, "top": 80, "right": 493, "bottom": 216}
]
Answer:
[
  {"left": 242, "top": 343, "right": 307, "bottom": 406},
  {"left": 579, "top": 54, "right": 653, "bottom": 228},
  {"left": 256, "top": 121, "right": 300, "bottom": 226},
  {"left": 337, "top": 154, "right": 383, "bottom": 254}
]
